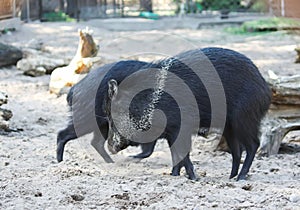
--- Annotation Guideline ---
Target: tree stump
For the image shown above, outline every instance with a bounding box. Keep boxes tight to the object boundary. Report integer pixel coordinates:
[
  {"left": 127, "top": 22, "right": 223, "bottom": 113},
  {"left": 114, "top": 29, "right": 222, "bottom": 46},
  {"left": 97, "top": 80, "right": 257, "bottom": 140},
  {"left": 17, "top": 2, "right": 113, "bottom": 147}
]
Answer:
[{"left": 49, "top": 28, "right": 100, "bottom": 95}]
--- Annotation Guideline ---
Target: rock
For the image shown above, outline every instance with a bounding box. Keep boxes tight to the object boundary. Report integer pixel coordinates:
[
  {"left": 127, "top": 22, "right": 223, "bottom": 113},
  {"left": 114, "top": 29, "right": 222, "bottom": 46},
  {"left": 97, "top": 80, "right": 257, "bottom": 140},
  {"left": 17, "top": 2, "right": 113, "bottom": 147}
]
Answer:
[
  {"left": 17, "top": 55, "right": 66, "bottom": 76},
  {"left": 71, "top": 194, "right": 85, "bottom": 201},
  {"left": 15, "top": 40, "right": 70, "bottom": 77},
  {"left": 0, "top": 108, "right": 13, "bottom": 121},
  {"left": 0, "top": 91, "right": 8, "bottom": 106},
  {"left": 0, "top": 42, "right": 23, "bottom": 67},
  {"left": 0, "top": 107, "right": 13, "bottom": 131},
  {"left": 34, "top": 192, "right": 43, "bottom": 197},
  {"left": 23, "top": 66, "right": 47, "bottom": 77},
  {"left": 241, "top": 184, "right": 253, "bottom": 191},
  {"left": 0, "top": 120, "right": 9, "bottom": 131},
  {"left": 0, "top": 91, "right": 12, "bottom": 131},
  {"left": 289, "top": 194, "right": 300, "bottom": 203},
  {"left": 111, "top": 193, "right": 130, "bottom": 200}
]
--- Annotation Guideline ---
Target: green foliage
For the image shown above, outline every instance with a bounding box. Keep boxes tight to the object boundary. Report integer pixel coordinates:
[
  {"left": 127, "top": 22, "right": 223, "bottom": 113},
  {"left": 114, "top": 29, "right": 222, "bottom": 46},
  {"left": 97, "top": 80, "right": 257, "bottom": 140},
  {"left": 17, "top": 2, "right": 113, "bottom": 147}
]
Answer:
[
  {"left": 225, "top": 17, "right": 300, "bottom": 34},
  {"left": 1, "top": 28, "right": 16, "bottom": 34},
  {"left": 242, "top": 17, "right": 300, "bottom": 32},
  {"left": 200, "top": 0, "right": 242, "bottom": 11},
  {"left": 249, "top": 0, "right": 269, "bottom": 13},
  {"left": 224, "top": 26, "right": 268, "bottom": 35},
  {"left": 42, "top": 11, "right": 75, "bottom": 22},
  {"left": 173, "top": 0, "right": 242, "bottom": 14},
  {"left": 139, "top": 11, "right": 159, "bottom": 20}
]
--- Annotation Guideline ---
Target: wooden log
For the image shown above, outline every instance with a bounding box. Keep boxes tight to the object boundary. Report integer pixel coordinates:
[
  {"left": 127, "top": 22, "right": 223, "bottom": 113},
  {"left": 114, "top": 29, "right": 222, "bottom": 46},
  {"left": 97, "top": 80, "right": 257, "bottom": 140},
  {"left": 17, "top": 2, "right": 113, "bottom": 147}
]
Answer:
[
  {"left": 49, "top": 28, "right": 100, "bottom": 95},
  {"left": 295, "top": 47, "right": 300, "bottom": 63},
  {"left": 269, "top": 75, "right": 300, "bottom": 105},
  {"left": 259, "top": 109, "right": 300, "bottom": 156},
  {"left": 258, "top": 73, "right": 300, "bottom": 156}
]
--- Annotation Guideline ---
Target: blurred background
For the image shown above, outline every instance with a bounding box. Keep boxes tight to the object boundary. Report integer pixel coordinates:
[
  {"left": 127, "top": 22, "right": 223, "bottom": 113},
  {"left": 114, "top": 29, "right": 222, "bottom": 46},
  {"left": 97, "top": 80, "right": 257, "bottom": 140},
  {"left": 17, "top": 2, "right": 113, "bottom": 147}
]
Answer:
[{"left": 0, "top": 0, "right": 299, "bottom": 21}]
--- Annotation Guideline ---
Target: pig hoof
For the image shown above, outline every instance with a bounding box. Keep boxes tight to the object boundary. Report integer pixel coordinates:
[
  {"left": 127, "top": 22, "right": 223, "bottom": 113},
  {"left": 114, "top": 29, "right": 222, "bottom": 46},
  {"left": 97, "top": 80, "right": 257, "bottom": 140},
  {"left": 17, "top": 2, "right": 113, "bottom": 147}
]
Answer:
[
  {"left": 130, "top": 153, "right": 151, "bottom": 159},
  {"left": 170, "top": 172, "right": 180, "bottom": 176},
  {"left": 188, "top": 173, "right": 197, "bottom": 180},
  {"left": 56, "top": 153, "right": 63, "bottom": 163},
  {"left": 171, "top": 170, "right": 180, "bottom": 176},
  {"left": 236, "top": 174, "right": 247, "bottom": 181},
  {"left": 229, "top": 174, "right": 237, "bottom": 179},
  {"left": 171, "top": 165, "right": 181, "bottom": 176}
]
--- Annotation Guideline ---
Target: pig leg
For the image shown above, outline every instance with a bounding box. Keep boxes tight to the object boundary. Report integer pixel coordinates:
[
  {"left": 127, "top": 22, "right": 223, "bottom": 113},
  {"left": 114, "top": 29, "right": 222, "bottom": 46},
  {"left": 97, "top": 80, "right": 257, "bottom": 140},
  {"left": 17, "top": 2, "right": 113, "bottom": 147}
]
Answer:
[
  {"left": 183, "top": 154, "right": 196, "bottom": 180},
  {"left": 171, "top": 154, "right": 196, "bottom": 180},
  {"left": 91, "top": 128, "right": 114, "bottom": 163},
  {"left": 57, "top": 123, "right": 77, "bottom": 162},
  {"left": 132, "top": 141, "right": 157, "bottom": 159},
  {"left": 166, "top": 132, "right": 196, "bottom": 180},
  {"left": 237, "top": 136, "right": 259, "bottom": 181},
  {"left": 223, "top": 126, "right": 242, "bottom": 179},
  {"left": 228, "top": 141, "right": 242, "bottom": 179}
]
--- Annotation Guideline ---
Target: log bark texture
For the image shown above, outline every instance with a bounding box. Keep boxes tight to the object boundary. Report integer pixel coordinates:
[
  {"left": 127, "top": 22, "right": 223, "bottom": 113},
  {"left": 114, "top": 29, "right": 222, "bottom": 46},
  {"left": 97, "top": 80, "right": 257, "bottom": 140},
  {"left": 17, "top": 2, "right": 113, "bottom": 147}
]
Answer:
[{"left": 259, "top": 75, "right": 300, "bottom": 156}]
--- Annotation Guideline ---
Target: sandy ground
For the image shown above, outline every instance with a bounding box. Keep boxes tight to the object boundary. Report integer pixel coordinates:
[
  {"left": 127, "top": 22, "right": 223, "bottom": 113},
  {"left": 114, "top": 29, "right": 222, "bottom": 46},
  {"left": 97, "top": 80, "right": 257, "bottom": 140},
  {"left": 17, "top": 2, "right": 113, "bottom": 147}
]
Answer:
[{"left": 0, "top": 18, "right": 300, "bottom": 209}]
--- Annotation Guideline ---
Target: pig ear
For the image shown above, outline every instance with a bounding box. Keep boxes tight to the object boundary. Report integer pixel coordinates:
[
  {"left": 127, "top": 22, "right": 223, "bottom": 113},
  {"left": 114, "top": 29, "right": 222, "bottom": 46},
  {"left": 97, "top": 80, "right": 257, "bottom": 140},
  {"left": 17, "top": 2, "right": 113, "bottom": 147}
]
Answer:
[{"left": 108, "top": 79, "right": 118, "bottom": 99}]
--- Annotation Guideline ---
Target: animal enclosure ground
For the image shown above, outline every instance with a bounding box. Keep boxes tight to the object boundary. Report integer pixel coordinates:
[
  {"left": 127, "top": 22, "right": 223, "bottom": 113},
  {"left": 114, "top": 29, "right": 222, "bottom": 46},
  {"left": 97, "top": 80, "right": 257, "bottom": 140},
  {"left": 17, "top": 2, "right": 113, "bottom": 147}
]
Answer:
[{"left": 0, "top": 18, "right": 300, "bottom": 209}]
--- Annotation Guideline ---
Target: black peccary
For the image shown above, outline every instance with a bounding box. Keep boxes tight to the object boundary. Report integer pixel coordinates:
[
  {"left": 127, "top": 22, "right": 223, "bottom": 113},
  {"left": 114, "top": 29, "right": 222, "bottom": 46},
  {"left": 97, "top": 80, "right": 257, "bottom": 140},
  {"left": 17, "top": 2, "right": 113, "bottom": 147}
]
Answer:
[
  {"left": 56, "top": 61, "right": 150, "bottom": 163},
  {"left": 103, "top": 47, "right": 271, "bottom": 181}
]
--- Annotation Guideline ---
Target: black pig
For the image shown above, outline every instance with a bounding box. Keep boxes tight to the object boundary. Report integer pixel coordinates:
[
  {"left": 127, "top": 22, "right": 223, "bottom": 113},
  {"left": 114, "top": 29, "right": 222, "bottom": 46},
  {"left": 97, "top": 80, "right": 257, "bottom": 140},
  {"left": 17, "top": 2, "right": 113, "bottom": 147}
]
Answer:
[
  {"left": 102, "top": 48, "right": 271, "bottom": 181},
  {"left": 56, "top": 61, "right": 150, "bottom": 163}
]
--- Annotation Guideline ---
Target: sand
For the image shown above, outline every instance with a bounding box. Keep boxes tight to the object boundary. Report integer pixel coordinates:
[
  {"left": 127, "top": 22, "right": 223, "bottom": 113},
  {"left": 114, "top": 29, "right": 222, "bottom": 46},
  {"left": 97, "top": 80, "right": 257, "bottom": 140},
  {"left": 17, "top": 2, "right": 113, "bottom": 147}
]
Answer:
[{"left": 0, "top": 17, "right": 300, "bottom": 209}]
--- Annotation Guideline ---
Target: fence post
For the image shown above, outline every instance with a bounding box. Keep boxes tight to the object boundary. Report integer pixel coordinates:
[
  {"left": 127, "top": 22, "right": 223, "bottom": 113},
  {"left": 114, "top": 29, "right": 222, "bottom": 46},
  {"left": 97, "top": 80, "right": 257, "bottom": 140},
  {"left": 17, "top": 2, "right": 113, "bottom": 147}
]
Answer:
[
  {"left": 281, "top": 0, "right": 285, "bottom": 17},
  {"left": 113, "top": 0, "right": 116, "bottom": 15},
  {"left": 268, "top": 0, "right": 273, "bottom": 16},
  {"left": 13, "top": 0, "right": 16, "bottom": 17},
  {"left": 39, "top": 0, "right": 43, "bottom": 20},
  {"left": 76, "top": 0, "right": 79, "bottom": 22},
  {"left": 26, "top": 0, "right": 30, "bottom": 22},
  {"left": 104, "top": 0, "right": 107, "bottom": 16},
  {"left": 121, "top": 0, "right": 124, "bottom": 17}
]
